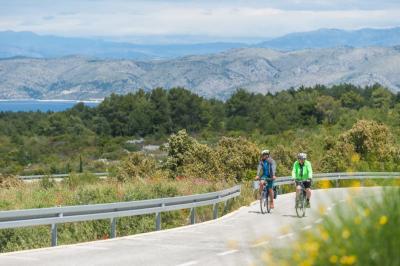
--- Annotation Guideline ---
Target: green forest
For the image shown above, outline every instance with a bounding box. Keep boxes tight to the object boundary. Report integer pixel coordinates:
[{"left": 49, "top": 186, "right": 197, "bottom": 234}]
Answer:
[{"left": 1, "top": 83, "right": 399, "bottom": 176}]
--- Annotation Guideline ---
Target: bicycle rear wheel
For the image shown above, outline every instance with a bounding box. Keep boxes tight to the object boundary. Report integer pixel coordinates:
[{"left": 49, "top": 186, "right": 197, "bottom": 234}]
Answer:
[{"left": 260, "top": 191, "right": 268, "bottom": 214}]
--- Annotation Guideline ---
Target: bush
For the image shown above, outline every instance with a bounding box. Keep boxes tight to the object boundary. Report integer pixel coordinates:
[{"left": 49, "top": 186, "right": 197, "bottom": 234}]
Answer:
[
  {"left": 115, "top": 152, "right": 159, "bottom": 182},
  {"left": 0, "top": 174, "right": 22, "bottom": 189},
  {"left": 321, "top": 120, "right": 399, "bottom": 172},
  {"left": 63, "top": 172, "right": 98, "bottom": 189},
  {"left": 266, "top": 188, "right": 400, "bottom": 266}
]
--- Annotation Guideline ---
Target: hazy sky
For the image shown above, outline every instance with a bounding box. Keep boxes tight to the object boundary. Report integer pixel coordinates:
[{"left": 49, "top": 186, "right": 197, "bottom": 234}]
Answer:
[{"left": 1, "top": 0, "right": 400, "bottom": 42}]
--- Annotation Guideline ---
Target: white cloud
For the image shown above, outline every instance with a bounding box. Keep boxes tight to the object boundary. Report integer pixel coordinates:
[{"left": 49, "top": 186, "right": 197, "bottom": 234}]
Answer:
[{"left": 0, "top": 0, "right": 399, "bottom": 40}]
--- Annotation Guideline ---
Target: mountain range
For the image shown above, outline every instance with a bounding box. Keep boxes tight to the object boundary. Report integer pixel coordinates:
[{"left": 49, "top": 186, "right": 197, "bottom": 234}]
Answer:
[
  {"left": 1, "top": 46, "right": 399, "bottom": 100},
  {"left": 1, "top": 27, "right": 400, "bottom": 60}
]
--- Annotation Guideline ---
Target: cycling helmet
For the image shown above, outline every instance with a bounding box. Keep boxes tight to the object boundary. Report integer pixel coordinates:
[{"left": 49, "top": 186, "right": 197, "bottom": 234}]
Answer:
[
  {"left": 297, "top": 153, "right": 307, "bottom": 160},
  {"left": 261, "top": 149, "right": 270, "bottom": 156}
]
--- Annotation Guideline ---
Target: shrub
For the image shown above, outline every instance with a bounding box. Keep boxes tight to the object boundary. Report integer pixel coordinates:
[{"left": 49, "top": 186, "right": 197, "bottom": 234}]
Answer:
[{"left": 266, "top": 188, "right": 400, "bottom": 266}]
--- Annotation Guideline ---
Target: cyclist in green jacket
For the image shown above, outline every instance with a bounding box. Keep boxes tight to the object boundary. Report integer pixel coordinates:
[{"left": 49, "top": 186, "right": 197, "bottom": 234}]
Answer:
[{"left": 292, "top": 153, "right": 313, "bottom": 208}]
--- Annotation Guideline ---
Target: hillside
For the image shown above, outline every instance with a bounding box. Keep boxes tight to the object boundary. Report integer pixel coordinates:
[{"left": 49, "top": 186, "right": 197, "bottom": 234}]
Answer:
[
  {"left": 258, "top": 27, "right": 400, "bottom": 50},
  {"left": 0, "top": 46, "right": 399, "bottom": 100}
]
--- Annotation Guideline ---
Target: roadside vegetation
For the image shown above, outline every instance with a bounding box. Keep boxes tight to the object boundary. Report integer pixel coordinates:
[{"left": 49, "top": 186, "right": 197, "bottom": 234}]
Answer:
[
  {"left": 1, "top": 83, "right": 400, "bottom": 175},
  {"left": 261, "top": 187, "right": 400, "bottom": 266}
]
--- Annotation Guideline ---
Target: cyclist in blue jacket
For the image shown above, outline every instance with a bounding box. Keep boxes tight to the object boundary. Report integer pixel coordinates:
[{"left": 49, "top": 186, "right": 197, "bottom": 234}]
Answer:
[{"left": 255, "top": 150, "right": 277, "bottom": 208}]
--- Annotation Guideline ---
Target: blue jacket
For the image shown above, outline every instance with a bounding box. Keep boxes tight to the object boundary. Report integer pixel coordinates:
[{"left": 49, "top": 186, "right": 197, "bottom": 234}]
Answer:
[{"left": 257, "top": 158, "right": 276, "bottom": 178}]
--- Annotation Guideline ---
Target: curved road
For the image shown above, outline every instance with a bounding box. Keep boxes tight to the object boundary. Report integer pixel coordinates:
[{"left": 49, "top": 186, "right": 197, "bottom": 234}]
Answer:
[{"left": 0, "top": 187, "right": 381, "bottom": 266}]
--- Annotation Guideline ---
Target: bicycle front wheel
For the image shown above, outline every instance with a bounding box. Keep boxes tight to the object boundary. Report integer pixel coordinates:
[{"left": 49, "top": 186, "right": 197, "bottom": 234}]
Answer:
[
  {"left": 295, "top": 192, "right": 306, "bottom": 218},
  {"left": 260, "top": 191, "right": 268, "bottom": 214}
]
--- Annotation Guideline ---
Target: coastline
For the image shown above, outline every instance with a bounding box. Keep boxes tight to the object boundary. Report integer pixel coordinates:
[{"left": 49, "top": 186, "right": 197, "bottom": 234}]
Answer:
[{"left": 0, "top": 99, "right": 103, "bottom": 103}]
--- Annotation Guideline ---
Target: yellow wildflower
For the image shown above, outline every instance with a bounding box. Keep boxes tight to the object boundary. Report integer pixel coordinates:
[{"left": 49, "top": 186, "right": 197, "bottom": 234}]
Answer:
[
  {"left": 379, "top": 215, "right": 388, "bottom": 225},
  {"left": 351, "top": 153, "right": 360, "bottom": 163},
  {"left": 320, "top": 180, "right": 331, "bottom": 189},
  {"left": 364, "top": 208, "right": 370, "bottom": 217},
  {"left": 351, "top": 180, "right": 361, "bottom": 187},
  {"left": 354, "top": 216, "right": 361, "bottom": 225},
  {"left": 299, "top": 258, "right": 313, "bottom": 266},
  {"left": 329, "top": 255, "right": 338, "bottom": 263},
  {"left": 340, "top": 255, "right": 357, "bottom": 265},
  {"left": 318, "top": 204, "right": 326, "bottom": 215},
  {"left": 342, "top": 229, "right": 351, "bottom": 239},
  {"left": 321, "top": 230, "right": 329, "bottom": 241}
]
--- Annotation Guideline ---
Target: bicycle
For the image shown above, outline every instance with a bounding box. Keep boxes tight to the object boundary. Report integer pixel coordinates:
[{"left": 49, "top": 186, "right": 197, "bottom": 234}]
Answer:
[
  {"left": 259, "top": 178, "right": 274, "bottom": 214},
  {"left": 295, "top": 180, "right": 307, "bottom": 218}
]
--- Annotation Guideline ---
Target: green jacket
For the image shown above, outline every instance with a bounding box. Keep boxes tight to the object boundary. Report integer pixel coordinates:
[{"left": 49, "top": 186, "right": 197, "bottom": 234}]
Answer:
[{"left": 292, "top": 160, "right": 313, "bottom": 180}]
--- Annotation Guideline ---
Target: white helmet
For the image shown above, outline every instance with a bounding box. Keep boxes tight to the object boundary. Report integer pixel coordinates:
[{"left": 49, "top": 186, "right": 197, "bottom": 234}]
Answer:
[
  {"left": 297, "top": 153, "right": 307, "bottom": 160},
  {"left": 261, "top": 149, "right": 270, "bottom": 156}
]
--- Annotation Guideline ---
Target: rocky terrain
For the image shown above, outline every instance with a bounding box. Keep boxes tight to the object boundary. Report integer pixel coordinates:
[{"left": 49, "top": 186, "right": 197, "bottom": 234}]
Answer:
[{"left": 1, "top": 46, "right": 399, "bottom": 100}]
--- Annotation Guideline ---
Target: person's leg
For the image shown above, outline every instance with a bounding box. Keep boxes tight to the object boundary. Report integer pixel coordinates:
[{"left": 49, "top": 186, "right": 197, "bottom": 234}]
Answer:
[
  {"left": 306, "top": 188, "right": 311, "bottom": 200},
  {"left": 268, "top": 188, "right": 274, "bottom": 208},
  {"left": 304, "top": 181, "right": 311, "bottom": 207},
  {"left": 295, "top": 182, "right": 301, "bottom": 198},
  {"left": 259, "top": 180, "right": 265, "bottom": 197},
  {"left": 295, "top": 181, "right": 302, "bottom": 207}
]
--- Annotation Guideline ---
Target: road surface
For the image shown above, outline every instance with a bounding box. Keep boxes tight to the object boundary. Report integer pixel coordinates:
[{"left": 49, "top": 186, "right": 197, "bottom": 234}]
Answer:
[{"left": 0, "top": 187, "right": 381, "bottom": 266}]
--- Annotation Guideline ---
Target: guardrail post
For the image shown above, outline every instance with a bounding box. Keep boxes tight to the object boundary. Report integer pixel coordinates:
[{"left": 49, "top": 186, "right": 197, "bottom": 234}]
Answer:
[
  {"left": 156, "top": 212, "right": 161, "bottom": 230},
  {"left": 51, "top": 212, "right": 63, "bottom": 247},
  {"left": 190, "top": 208, "right": 196, "bottom": 224},
  {"left": 223, "top": 199, "right": 229, "bottom": 214},
  {"left": 213, "top": 203, "right": 218, "bottom": 219},
  {"left": 110, "top": 218, "right": 117, "bottom": 238},
  {"left": 156, "top": 203, "right": 165, "bottom": 230},
  {"left": 51, "top": 223, "right": 57, "bottom": 247},
  {"left": 213, "top": 195, "right": 221, "bottom": 219},
  {"left": 335, "top": 179, "right": 339, "bottom": 188},
  {"left": 360, "top": 178, "right": 365, "bottom": 187}
]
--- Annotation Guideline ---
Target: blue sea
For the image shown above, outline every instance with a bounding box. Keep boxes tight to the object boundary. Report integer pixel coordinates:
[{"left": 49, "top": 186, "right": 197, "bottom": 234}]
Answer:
[{"left": 0, "top": 100, "right": 100, "bottom": 112}]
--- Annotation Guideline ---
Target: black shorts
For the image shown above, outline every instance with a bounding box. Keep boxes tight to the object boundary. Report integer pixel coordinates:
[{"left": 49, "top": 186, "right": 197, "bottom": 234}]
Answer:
[{"left": 296, "top": 180, "right": 312, "bottom": 189}]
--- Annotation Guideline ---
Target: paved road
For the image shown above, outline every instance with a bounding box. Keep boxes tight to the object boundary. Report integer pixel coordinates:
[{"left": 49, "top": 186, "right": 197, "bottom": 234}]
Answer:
[{"left": 0, "top": 187, "right": 381, "bottom": 266}]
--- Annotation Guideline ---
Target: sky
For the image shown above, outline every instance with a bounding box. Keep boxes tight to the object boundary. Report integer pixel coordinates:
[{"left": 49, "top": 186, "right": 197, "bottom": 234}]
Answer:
[{"left": 0, "top": 0, "right": 400, "bottom": 43}]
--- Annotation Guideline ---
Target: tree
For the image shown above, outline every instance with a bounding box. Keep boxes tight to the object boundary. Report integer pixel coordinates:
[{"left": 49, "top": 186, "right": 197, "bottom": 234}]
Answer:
[{"left": 315, "top": 95, "right": 341, "bottom": 124}]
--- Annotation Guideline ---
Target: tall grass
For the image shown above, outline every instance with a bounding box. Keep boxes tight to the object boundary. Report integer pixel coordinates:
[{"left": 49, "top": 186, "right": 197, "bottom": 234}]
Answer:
[{"left": 0, "top": 176, "right": 255, "bottom": 252}]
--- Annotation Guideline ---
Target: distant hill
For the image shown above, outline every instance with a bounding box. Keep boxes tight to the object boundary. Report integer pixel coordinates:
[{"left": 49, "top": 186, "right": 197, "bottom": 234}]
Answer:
[
  {"left": 257, "top": 27, "right": 400, "bottom": 50},
  {"left": 0, "top": 46, "right": 399, "bottom": 100},
  {"left": 0, "top": 31, "right": 245, "bottom": 60},
  {"left": 1, "top": 27, "right": 400, "bottom": 60}
]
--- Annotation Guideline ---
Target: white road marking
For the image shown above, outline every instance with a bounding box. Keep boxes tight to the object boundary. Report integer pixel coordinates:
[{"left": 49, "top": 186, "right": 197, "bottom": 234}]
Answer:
[
  {"left": 251, "top": 241, "right": 269, "bottom": 248},
  {"left": 315, "top": 218, "right": 323, "bottom": 224},
  {"left": 2, "top": 255, "right": 39, "bottom": 261},
  {"left": 302, "top": 225, "right": 312, "bottom": 231},
  {"left": 73, "top": 246, "right": 109, "bottom": 250},
  {"left": 277, "top": 233, "right": 294, "bottom": 239},
  {"left": 176, "top": 260, "right": 199, "bottom": 266},
  {"left": 216, "top": 250, "right": 239, "bottom": 256}
]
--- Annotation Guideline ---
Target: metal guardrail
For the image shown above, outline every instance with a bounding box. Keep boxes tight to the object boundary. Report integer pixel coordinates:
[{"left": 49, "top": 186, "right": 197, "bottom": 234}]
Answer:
[
  {"left": 2, "top": 172, "right": 399, "bottom": 248},
  {"left": 0, "top": 185, "right": 241, "bottom": 246},
  {"left": 18, "top": 172, "right": 109, "bottom": 181},
  {"left": 253, "top": 172, "right": 400, "bottom": 188}
]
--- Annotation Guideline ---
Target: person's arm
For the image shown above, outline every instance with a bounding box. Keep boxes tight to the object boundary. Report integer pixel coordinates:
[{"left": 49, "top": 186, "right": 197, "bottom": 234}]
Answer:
[
  {"left": 292, "top": 162, "right": 297, "bottom": 180},
  {"left": 308, "top": 161, "right": 313, "bottom": 179},
  {"left": 256, "top": 162, "right": 261, "bottom": 179},
  {"left": 270, "top": 159, "right": 277, "bottom": 179}
]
